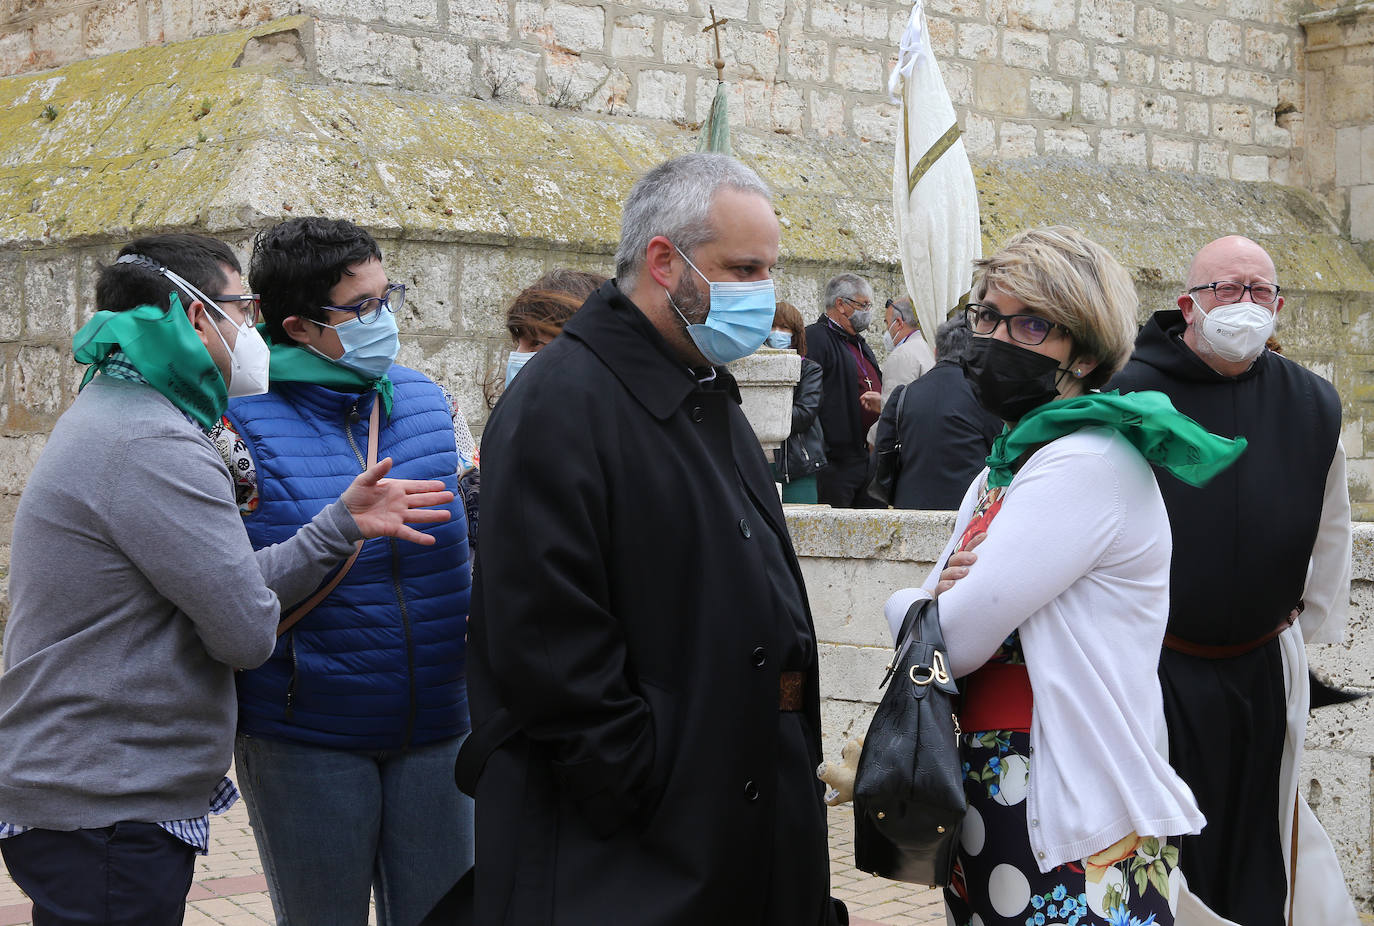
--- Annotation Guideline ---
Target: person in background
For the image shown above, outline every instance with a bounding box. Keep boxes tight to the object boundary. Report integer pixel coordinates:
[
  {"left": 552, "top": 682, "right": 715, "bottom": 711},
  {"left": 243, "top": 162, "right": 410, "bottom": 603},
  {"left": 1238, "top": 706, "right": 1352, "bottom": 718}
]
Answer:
[
  {"left": 768, "top": 300, "right": 826, "bottom": 503},
  {"left": 1109, "top": 235, "right": 1359, "bottom": 926},
  {"left": 489, "top": 267, "right": 607, "bottom": 405},
  {"left": 866, "top": 295, "right": 935, "bottom": 446},
  {"left": 804, "top": 273, "right": 882, "bottom": 507},
  {"left": 215, "top": 217, "right": 473, "bottom": 926},
  {"left": 885, "top": 226, "right": 1245, "bottom": 926},
  {"left": 0, "top": 233, "right": 450, "bottom": 926},
  {"left": 876, "top": 316, "right": 1002, "bottom": 510}
]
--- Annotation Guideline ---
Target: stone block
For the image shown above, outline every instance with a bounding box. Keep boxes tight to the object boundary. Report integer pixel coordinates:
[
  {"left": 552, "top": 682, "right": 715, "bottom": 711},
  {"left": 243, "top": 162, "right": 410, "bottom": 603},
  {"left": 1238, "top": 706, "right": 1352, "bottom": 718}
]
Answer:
[
  {"left": 84, "top": 0, "right": 143, "bottom": 58},
  {"left": 809, "top": 89, "right": 846, "bottom": 137},
  {"left": 0, "top": 435, "right": 47, "bottom": 496},
  {"left": 1182, "top": 99, "right": 1209, "bottom": 136},
  {"left": 1231, "top": 154, "right": 1269, "bottom": 181},
  {"left": 1079, "top": 0, "right": 1134, "bottom": 44},
  {"left": 451, "top": 0, "right": 510, "bottom": 41},
  {"left": 1343, "top": 418, "right": 1366, "bottom": 460},
  {"left": 1136, "top": 5, "right": 1170, "bottom": 48},
  {"left": 1212, "top": 104, "right": 1253, "bottom": 144},
  {"left": 477, "top": 45, "right": 540, "bottom": 104},
  {"left": 808, "top": 0, "right": 868, "bottom": 39},
  {"left": 1028, "top": 76, "right": 1072, "bottom": 117},
  {"left": 957, "top": 22, "right": 998, "bottom": 60},
  {"left": 1328, "top": 64, "right": 1374, "bottom": 124},
  {"left": 0, "top": 253, "right": 19, "bottom": 340},
  {"left": 1124, "top": 48, "right": 1155, "bottom": 84},
  {"left": 550, "top": 2, "right": 605, "bottom": 55},
  {"left": 1295, "top": 745, "right": 1373, "bottom": 901},
  {"left": 1353, "top": 185, "right": 1374, "bottom": 243},
  {"left": 1253, "top": 108, "right": 1291, "bottom": 149},
  {"left": 10, "top": 345, "right": 67, "bottom": 423},
  {"left": 398, "top": 333, "right": 498, "bottom": 432},
  {"left": 1225, "top": 0, "right": 1268, "bottom": 22},
  {"left": 818, "top": 643, "right": 896, "bottom": 704},
  {"left": 851, "top": 101, "right": 898, "bottom": 143},
  {"left": 1365, "top": 127, "right": 1374, "bottom": 185},
  {"left": 1002, "top": 29, "right": 1049, "bottom": 70},
  {"left": 1151, "top": 136, "right": 1196, "bottom": 171},
  {"left": 1055, "top": 38, "right": 1087, "bottom": 78},
  {"left": 30, "top": 10, "right": 83, "bottom": 70},
  {"left": 819, "top": 696, "right": 877, "bottom": 759},
  {"left": 1093, "top": 45, "right": 1120, "bottom": 82},
  {"left": 1174, "top": 16, "right": 1206, "bottom": 58},
  {"left": 1193, "top": 62, "right": 1226, "bottom": 97},
  {"left": 1043, "top": 125, "right": 1091, "bottom": 157},
  {"left": 1109, "top": 85, "right": 1138, "bottom": 125},
  {"left": 0, "top": 30, "right": 33, "bottom": 79},
  {"left": 1080, "top": 81, "right": 1109, "bottom": 122},
  {"left": 927, "top": 15, "right": 957, "bottom": 59},
  {"left": 726, "top": 25, "right": 782, "bottom": 83},
  {"left": 998, "top": 120, "right": 1037, "bottom": 158},
  {"left": 22, "top": 254, "right": 77, "bottom": 339},
  {"left": 1006, "top": 0, "right": 1075, "bottom": 32},
  {"left": 926, "top": 0, "right": 982, "bottom": 17},
  {"left": 1227, "top": 68, "right": 1277, "bottom": 106},
  {"left": 1140, "top": 92, "right": 1178, "bottom": 130},
  {"left": 383, "top": 0, "right": 439, "bottom": 28},
  {"left": 962, "top": 111, "right": 996, "bottom": 156},
  {"left": 785, "top": 34, "right": 829, "bottom": 83},
  {"left": 974, "top": 63, "right": 1028, "bottom": 115},
  {"left": 610, "top": 12, "right": 656, "bottom": 59},
  {"left": 771, "top": 81, "right": 805, "bottom": 134},
  {"left": 1244, "top": 27, "right": 1289, "bottom": 72},
  {"left": 635, "top": 69, "right": 687, "bottom": 121},
  {"left": 802, "top": 556, "right": 920, "bottom": 647},
  {"left": 659, "top": 19, "right": 705, "bottom": 65},
  {"left": 455, "top": 246, "right": 547, "bottom": 337},
  {"left": 757, "top": 0, "right": 785, "bottom": 29},
  {"left": 381, "top": 240, "right": 458, "bottom": 335},
  {"left": 1098, "top": 128, "right": 1147, "bottom": 167},
  {"left": 545, "top": 54, "right": 612, "bottom": 111},
  {"left": 1159, "top": 56, "right": 1192, "bottom": 91},
  {"left": 943, "top": 61, "right": 973, "bottom": 106},
  {"left": 833, "top": 44, "right": 883, "bottom": 93},
  {"left": 1206, "top": 19, "right": 1242, "bottom": 63}
]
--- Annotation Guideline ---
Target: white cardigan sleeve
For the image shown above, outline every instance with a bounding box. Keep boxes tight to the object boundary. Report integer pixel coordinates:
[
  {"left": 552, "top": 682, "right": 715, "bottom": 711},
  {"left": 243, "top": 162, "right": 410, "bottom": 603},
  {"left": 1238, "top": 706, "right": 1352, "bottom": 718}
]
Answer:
[{"left": 931, "top": 440, "right": 1126, "bottom": 678}]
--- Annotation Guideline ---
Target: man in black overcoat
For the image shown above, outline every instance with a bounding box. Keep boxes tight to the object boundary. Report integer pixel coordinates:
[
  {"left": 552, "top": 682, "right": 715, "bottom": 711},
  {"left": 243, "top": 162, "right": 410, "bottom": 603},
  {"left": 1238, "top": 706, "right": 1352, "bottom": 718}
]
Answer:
[{"left": 464, "top": 153, "right": 844, "bottom": 926}]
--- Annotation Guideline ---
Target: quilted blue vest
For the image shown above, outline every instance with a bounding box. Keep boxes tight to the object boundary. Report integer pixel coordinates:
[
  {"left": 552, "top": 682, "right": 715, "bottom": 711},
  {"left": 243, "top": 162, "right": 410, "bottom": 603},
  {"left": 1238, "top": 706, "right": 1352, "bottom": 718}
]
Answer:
[{"left": 228, "top": 366, "right": 470, "bottom": 750}]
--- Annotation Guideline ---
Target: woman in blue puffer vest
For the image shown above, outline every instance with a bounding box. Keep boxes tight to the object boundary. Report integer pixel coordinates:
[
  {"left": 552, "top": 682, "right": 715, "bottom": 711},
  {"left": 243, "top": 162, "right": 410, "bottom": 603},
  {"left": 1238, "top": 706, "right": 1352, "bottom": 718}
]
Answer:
[{"left": 213, "top": 217, "right": 472, "bottom": 926}]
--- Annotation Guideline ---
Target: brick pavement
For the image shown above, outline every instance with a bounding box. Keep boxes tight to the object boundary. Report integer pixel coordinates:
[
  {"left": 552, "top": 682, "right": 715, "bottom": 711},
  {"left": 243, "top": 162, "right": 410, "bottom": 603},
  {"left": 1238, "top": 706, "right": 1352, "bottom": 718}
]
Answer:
[{"left": 0, "top": 774, "right": 941, "bottom": 926}]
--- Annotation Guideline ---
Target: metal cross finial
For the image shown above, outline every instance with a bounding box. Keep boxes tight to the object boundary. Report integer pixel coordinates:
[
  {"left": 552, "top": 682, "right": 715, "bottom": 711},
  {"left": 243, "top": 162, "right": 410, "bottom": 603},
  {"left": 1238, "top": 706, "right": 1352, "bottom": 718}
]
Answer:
[{"left": 702, "top": 6, "right": 728, "bottom": 82}]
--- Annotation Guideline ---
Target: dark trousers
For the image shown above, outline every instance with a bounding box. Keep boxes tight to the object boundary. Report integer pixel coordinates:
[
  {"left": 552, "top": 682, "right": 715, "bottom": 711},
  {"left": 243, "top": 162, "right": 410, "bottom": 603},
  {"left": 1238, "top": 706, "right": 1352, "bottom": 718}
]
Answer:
[
  {"left": 816, "top": 455, "right": 881, "bottom": 509},
  {"left": 1, "top": 822, "right": 195, "bottom": 926}
]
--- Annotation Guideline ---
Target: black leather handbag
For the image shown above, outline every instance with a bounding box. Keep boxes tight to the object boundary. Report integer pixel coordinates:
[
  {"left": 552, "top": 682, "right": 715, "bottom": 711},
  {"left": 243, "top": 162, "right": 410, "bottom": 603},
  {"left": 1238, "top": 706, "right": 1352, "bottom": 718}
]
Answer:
[
  {"left": 853, "top": 597, "right": 966, "bottom": 886},
  {"left": 866, "top": 384, "right": 907, "bottom": 506}
]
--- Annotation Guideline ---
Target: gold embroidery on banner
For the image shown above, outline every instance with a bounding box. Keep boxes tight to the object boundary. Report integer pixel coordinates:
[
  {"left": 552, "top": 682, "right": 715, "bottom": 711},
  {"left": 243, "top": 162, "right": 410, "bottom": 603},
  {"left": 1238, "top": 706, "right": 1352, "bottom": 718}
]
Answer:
[{"left": 907, "top": 122, "right": 962, "bottom": 195}]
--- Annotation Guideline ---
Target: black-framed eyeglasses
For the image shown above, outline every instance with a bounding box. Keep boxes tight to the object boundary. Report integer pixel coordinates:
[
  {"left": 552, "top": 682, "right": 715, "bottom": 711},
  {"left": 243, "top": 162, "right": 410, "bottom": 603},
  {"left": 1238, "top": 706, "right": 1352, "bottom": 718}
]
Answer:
[
  {"left": 322, "top": 283, "right": 406, "bottom": 324},
  {"left": 1186, "top": 280, "right": 1281, "bottom": 306},
  {"left": 840, "top": 295, "right": 873, "bottom": 312},
  {"left": 211, "top": 293, "right": 261, "bottom": 325},
  {"left": 965, "top": 303, "right": 1067, "bottom": 346}
]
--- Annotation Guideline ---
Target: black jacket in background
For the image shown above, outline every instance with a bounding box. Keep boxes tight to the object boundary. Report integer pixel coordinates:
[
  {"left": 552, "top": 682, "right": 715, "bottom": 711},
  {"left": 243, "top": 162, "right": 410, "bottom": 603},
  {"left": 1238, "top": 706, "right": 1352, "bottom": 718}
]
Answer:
[
  {"left": 466, "top": 281, "right": 836, "bottom": 925},
  {"left": 873, "top": 360, "right": 1002, "bottom": 510},
  {"left": 804, "top": 315, "right": 880, "bottom": 461},
  {"left": 773, "top": 356, "right": 827, "bottom": 484}
]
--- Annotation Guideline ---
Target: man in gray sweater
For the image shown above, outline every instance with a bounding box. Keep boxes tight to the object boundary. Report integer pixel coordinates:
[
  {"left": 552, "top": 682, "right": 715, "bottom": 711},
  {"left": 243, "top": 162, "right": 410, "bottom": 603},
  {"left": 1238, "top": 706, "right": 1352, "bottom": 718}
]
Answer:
[{"left": 0, "top": 233, "right": 453, "bottom": 926}]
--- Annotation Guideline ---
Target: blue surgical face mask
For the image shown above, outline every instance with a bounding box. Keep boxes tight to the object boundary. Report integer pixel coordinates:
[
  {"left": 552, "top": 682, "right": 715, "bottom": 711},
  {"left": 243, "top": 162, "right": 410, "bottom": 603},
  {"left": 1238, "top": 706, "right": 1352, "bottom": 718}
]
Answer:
[
  {"left": 765, "top": 330, "right": 792, "bottom": 349},
  {"left": 505, "top": 349, "right": 536, "bottom": 388},
  {"left": 667, "top": 247, "right": 776, "bottom": 366},
  {"left": 311, "top": 308, "right": 399, "bottom": 379}
]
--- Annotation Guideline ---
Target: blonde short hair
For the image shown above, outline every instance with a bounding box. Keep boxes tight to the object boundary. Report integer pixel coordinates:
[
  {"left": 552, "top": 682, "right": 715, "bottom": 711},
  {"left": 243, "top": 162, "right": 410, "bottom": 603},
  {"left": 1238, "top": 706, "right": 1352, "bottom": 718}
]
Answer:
[{"left": 971, "top": 226, "right": 1138, "bottom": 388}]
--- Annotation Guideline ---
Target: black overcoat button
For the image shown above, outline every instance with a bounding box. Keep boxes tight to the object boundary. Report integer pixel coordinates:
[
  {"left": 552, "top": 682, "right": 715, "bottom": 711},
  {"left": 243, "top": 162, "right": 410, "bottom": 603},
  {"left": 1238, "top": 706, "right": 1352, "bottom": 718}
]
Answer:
[
  {"left": 752, "top": 646, "right": 766, "bottom": 667},
  {"left": 743, "top": 780, "right": 759, "bottom": 801},
  {"left": 690, "top": 406, "right": 704, "bottom": 422},
  {"left": 738, "top": 519, "right": 751, "bottom": 538}
]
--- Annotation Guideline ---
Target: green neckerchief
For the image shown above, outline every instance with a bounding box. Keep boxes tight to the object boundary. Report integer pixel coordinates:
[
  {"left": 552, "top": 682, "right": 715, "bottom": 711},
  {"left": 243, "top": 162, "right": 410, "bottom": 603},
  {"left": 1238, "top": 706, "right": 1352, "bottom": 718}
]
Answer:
[
  {"left": 72, "top": 293, "right": 227, "bottom": 431},
  {"left": 985, "top": 390, "right": 1247, "bottom": 489},
  {"left": 264, "top": 327, "right": 393, "bottom": 416}
]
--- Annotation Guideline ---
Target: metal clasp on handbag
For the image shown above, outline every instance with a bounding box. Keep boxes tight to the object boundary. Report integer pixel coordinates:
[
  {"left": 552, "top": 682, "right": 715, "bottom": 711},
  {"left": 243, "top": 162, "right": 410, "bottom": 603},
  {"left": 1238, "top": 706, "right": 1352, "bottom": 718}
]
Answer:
[{"left": 909, "top": 650, "right": 951, "bottom": 687}]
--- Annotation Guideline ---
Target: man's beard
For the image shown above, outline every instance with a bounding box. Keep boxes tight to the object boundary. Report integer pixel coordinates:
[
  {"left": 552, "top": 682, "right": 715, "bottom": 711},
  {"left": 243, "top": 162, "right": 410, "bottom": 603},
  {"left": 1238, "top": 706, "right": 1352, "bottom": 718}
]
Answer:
[{"left": 671, "top": 271, "right": 710, "bottom": 326}]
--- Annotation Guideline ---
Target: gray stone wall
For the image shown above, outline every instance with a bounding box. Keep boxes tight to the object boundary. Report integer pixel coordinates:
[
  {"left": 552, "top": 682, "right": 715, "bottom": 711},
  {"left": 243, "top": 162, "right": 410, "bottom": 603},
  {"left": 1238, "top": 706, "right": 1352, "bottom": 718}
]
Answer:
[{"left": 2, "top": 0, "right": 1312, "bottom": 182}]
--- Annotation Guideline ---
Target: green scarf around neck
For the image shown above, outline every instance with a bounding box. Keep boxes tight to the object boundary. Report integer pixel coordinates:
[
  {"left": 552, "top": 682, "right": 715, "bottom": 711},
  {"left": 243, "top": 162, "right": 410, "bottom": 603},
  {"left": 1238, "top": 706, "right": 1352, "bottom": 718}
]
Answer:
[
  {"left": 264, "top": 327, "right": 394, "bottom": 416},
  {"left": 985, "top": 390, "right": 1247, "bottom": 489},
  {"left": 72, "top": 293, "right": 227, "bottom": 431}
]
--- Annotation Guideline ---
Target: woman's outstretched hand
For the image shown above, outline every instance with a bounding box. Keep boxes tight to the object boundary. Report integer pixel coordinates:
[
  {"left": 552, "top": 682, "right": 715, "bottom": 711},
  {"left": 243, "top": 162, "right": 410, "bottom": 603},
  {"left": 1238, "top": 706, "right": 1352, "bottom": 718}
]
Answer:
[{"left": 342, "top": 457, "right": 454, "bottom": 545}]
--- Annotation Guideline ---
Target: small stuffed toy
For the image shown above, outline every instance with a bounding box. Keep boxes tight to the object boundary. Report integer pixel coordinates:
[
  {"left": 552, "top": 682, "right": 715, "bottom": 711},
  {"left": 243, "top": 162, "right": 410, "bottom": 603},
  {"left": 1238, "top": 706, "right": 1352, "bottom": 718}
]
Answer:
[{"left": 815, "top": 735, "right": 864, "bottom": 806}]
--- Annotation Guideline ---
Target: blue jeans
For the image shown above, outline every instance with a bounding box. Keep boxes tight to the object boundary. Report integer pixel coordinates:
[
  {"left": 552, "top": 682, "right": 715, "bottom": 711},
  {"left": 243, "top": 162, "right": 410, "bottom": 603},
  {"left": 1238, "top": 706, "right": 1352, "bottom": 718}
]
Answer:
[{"left": 235, "top": 732, "right": 473, "bottom": 926}]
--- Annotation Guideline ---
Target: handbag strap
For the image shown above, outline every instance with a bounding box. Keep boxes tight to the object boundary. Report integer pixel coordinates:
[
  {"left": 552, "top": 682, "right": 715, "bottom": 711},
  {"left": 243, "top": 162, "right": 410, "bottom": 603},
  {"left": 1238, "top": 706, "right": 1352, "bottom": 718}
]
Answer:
[
  {"left": 276, "top": 398, "right": 380, "bottom": 637},
  {"left": 892, "top": 383, "right": 906, "bottom": 451}
]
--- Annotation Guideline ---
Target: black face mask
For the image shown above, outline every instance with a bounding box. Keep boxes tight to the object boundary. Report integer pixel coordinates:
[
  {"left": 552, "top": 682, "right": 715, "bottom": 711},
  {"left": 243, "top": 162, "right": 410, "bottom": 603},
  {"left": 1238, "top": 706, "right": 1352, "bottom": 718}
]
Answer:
[{"left": 961, "top": 337, "right": 1068, "bottom": 422}]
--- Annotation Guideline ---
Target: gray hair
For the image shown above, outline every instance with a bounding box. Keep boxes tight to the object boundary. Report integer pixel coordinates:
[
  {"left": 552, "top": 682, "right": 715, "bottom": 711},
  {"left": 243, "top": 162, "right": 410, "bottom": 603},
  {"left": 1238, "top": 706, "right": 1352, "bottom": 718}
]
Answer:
[
  {"left": 934, "top": 316, "right": 971, "bottom": 360},
  {"left": 889, "top": 295, "right": 919, "bottom": 327},
  {"left": 824, "top": 273, "right": 872, "bottom": 310},
  {"left": 615, "top": 153, "right": 772, "bottom": 291}
]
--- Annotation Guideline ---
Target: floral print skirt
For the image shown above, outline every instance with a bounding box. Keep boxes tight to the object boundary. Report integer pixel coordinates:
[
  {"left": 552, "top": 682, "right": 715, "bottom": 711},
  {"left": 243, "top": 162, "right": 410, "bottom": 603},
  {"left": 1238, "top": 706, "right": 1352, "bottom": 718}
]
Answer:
[{"left": 943, "top": 729, "right": 1182, "bottom": 926}]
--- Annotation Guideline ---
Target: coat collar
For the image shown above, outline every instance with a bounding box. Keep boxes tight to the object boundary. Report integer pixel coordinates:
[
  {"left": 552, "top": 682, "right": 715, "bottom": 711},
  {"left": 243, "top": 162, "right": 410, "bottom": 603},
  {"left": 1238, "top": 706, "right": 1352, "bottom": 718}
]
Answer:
[{"left": 564, "top": 280, "right": 741, "bottom": 420}]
